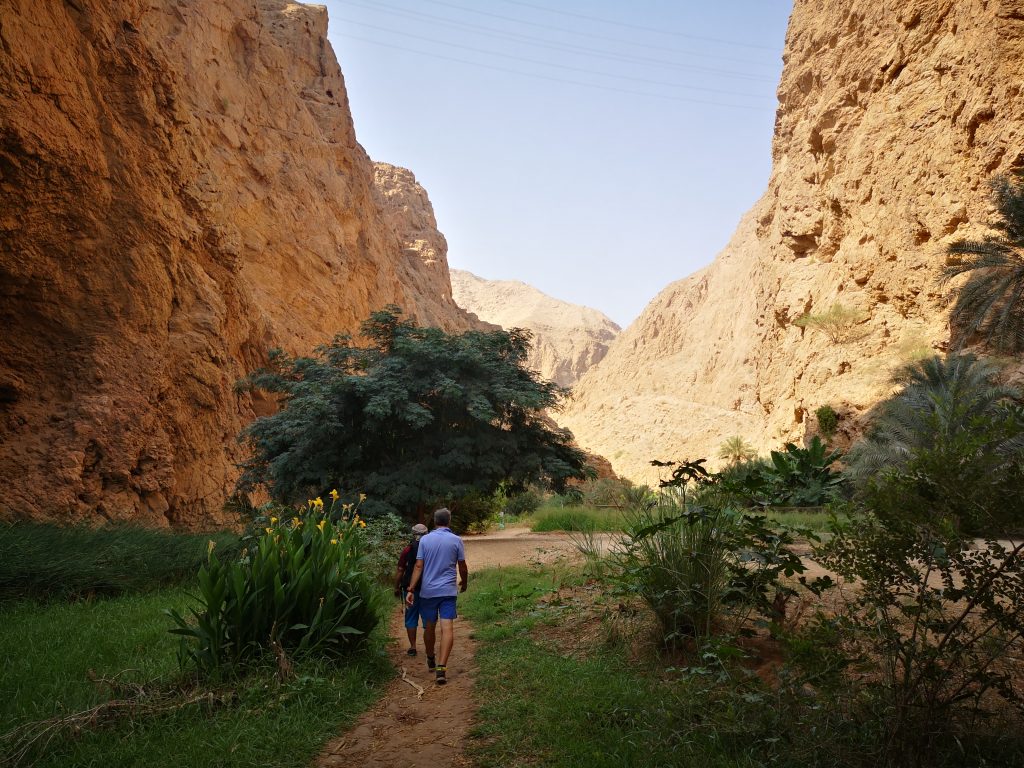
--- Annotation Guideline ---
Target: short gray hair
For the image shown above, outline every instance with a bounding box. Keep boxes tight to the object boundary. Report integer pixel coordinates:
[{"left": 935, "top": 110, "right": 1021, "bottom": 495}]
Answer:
[{"left": 433, "top": 507, "right": 452, "bottom": 527}]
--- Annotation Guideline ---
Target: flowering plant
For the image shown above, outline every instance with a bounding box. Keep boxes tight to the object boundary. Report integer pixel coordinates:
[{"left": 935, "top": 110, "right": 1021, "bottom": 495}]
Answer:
[{"left": 168, "top": 493, "right": 383, "bottom": 677}]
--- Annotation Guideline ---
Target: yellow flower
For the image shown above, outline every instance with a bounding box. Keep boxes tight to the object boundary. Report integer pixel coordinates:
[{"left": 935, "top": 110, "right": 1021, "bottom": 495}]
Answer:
[
  {"left": 292, "top": 516, "right": 301, "bottom": 527},
  {"left": 317, "top": 519, "right": 326, "bottom": 532},
  {"left": 342, "top": 503, "right": 352, "bottom": 512},
  {"left": 330, "top": 538, "right": 338, "bottom": 545},
  {"left": 359, "top": 493, "right": 367, "bottom": 502},
  {"left": 359, "top": 520, "right": 366, "bottom": 528},
  {"left": 265, "top": 527, "right": 273, "bottom": 535},
  {"left": 314, "top": 497, "right": 324, "bottom": 508},
  {"left": 307, "top": 499, "right": 314, "bottom": 507},
  {"left": 329, "top": 489, "right": 339, "bottom": 501},
  {"left": 270, "top": 516, "right": 278, "bottom": 524}
]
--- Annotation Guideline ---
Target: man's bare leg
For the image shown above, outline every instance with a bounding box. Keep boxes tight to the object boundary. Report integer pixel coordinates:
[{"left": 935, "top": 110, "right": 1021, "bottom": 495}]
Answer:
[
  {"left": 437, "top": 618, "right": 455, "bottom": 666},
  {"left": 423, "top": 621, "right": 437, "bottom": 663},
  {"left": 406, "top": 626, "right": 417, "bottom": 652}
]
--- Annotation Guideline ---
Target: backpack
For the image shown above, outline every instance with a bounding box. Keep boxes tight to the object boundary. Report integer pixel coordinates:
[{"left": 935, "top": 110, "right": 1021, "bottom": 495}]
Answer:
[{"left": 400, "top": 536, "right": 419, "bottom": 591}]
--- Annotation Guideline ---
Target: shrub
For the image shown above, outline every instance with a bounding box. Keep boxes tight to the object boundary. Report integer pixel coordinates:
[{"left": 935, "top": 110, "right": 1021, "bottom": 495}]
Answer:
[
  {"left": 0, "top": 524, "right": 242, "bottom": 602},
  {"left": 503, "top": 490, "right": 541, "bottom": 518},
  {"left": 815, "top": 404, "right": 839, "bottom": 437},
  {"left": 707, "top": 438, "right": 845, "bottom": 508},
  {"left": 815, "top": 504, "right": 1024, "bottom": 763},
  {"left": 573, "top": 477, "right": 634, "bottom": 507},
  {"left": 360, "top": 511, "right": 409, "bottom": 585},
  {"left": 793, "top": 303, "right": 867, "bottom": 343},
  {"left": 449, "top": 492, "right": 499, "bottom": 533},
  {"left": 168, "top": 500, "right": 383, "bottom": 678},
  {"left": 611, "top": 461, "right": 818, "bottom": 645}
]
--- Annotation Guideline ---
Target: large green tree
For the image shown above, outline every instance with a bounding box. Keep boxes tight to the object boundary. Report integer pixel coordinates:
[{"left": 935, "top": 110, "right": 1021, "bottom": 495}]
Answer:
[
  {"left": 237, "top": 307, "right": 589, "bottom": 518},
  {"left": 942, "top": 172, "right": 1024, "bottom": 352}
]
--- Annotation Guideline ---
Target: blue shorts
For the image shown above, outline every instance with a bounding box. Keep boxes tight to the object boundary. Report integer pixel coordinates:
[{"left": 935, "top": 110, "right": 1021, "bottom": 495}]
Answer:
[
  {"left": 418, "top": 595, "right": 458, "bottom": 623},
  {"left": 404, "top": 593, "right": 426, "bottom": 630}
]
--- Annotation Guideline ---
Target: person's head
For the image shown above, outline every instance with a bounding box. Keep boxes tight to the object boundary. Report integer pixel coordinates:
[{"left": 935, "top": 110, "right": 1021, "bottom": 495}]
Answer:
[
  {"left": 433, "top": 507, "right": 452, "bottom": 528},
  {"left": 411, "top": 523, "right": 428, "bottom": 538}
]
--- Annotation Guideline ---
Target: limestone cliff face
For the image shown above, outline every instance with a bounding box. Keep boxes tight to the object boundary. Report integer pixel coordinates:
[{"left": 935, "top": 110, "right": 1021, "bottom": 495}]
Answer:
[
  {"left": 372, "top": 163, "right": 492, "bottom": 332},
  {"left": 450, "top": 269, "right": 621, "bottom": 388},
  {"left": 0, "top": 0, "right": 477, "bottom": 526},
  {"left": 562, "top": 0, "right": 1024, "bottom": 484}
]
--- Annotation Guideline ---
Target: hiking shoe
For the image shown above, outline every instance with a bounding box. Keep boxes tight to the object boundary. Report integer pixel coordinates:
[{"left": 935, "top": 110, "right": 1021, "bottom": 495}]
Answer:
[
  {"left": 426, "top": 655, "right": 436, "bottom": 671},
  {"left": 435, "top": 665, "right": 447, "bottom": 685},
  {"left": 406, "top": 648, "right": 417, "bottom": 657}
]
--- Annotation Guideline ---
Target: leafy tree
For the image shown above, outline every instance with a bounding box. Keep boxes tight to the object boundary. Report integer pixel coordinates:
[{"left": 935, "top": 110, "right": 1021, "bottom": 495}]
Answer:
[
  {"left": 717, "top": 435, "right": 758, "bottom": 466},
  {"left": 942, "top": 172, "right": 1024, "bottom": 352},
  {"left": 237, "top": 307, "right": 589, "bottom": 518}
]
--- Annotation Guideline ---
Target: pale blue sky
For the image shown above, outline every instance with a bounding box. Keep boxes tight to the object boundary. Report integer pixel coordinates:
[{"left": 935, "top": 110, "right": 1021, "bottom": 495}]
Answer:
[{"left": 322, "top": 1, "right": 793, "bottom": 327}]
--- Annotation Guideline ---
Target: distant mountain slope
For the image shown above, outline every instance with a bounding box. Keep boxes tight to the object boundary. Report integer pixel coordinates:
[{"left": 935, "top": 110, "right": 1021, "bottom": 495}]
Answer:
[{"left": 450, "top": 270, "right": 620, "bottom": 388}]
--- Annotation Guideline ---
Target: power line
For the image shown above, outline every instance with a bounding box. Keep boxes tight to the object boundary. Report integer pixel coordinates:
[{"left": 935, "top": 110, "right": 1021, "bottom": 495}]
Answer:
[
  {"left": 494, "top": 0, "right": 779, "bottom": 52},
  {"left": 335, "top": 0, "right": 771, "bottom": 68},
  {"left": 334, "top": 16, "right": 777, "bottom": 95},
  {"left": 337, "top": 33, "right": 776, "bottom": 112},
  {"left": 414, "top": 0, "right": 780, "bottom": 61}
]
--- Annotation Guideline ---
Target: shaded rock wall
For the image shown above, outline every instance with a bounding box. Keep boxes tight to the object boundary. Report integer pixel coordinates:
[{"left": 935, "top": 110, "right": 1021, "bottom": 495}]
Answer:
[
  {"left": 562, "top": 0, "right": 1024, "bottom": 484},
  {"left": 0, "top": 0, "right": 477, "bottom": 526}
]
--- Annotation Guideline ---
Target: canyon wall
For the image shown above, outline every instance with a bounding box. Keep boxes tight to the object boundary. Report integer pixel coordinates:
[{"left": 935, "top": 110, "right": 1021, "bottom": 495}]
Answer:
[
  {"left": 562, "top": 0, "right": 1024, "bottom": 484},
  {"left": 0, "top": 0, "right": 478, "bottom": 526},
  {"left": 450, "top": 269, "right": 620, "bottom": 388}
]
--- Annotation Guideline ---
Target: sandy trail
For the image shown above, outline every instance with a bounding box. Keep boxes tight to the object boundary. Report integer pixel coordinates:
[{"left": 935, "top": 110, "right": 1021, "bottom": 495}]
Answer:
[
  {"left": 317, "top": 527, "right": 571, "bottom": 768},
  {"left": 316, "top": 605, "right": 478, "bottom": 768}
]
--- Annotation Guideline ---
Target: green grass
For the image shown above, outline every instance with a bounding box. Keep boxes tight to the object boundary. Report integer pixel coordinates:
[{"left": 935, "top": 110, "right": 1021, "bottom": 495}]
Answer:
[
  {"left": 0, "top": 523, "right": 243, "bottom": 601},
  {"left": 529, "top": 503, "right": 625, "bottom": 532},
  {"left": 762, "top": 507, "right": 854, "bottom": 533},
  {"left": 460, "top": 567, "right": 766, "bottom": 767},
  {"left": 1, "top": 585, "right": 391, "bottom": 767}
]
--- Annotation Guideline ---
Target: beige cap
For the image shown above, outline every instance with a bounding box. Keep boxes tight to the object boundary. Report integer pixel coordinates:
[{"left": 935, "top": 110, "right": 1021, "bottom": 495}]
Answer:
[{"left": 411, "top": 523, "right": 428, "bottom": 535}]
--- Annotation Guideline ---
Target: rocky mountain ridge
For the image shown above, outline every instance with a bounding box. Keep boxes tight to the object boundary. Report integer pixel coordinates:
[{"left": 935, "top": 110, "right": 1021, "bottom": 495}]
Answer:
[
  {"left": 0, "top": 0, "right": 479, "bottom": 526},
  {"left": 450, "top": 269, "right": 620, "bottom": 388},
  {"left": 561, "top": 0, "right": 1024, "bottom": 484}
]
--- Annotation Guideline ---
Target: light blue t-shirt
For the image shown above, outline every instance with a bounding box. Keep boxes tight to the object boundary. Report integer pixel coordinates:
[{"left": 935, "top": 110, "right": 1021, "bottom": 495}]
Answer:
[{"left": 416, "top": 527, "right": 466, "bottom": 599}]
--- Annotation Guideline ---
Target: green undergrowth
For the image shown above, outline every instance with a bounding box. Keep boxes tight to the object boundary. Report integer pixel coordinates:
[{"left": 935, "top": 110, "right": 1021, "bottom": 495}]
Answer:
[
  {"left": 0, "top": 523, "right": 243, "bottom": 601},
  {"left": 460, "top": 565, "right": 1024, "bottom": 768},
  {"left": 529, "top": 504, "right": 626, "bottom": 532},
  {"left": 1, "top": 585, "right": 391, "bottom": 767},
  {"left": 460, "top": 567, "right": 752, "bottom": 767}
]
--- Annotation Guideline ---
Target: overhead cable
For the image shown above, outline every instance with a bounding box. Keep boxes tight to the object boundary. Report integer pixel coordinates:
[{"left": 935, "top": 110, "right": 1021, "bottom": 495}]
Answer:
[
  {"left": 337, "top": 33, "right": 776, "bottom": 112},
  {"left": 334, "top": 16, "right": 777, "bottom": 94}
]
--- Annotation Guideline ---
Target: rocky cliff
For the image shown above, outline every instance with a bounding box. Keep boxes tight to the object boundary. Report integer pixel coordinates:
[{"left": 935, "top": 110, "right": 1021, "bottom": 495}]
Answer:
[
  {"left": 561, "top": 0, "right": 1024, "bottom": 484},
  {"left": 0, "top": 0, "right": 478, "bottom": 526},
  {"left": 450, "top": 269, "right": 620, "bottom": 388}
]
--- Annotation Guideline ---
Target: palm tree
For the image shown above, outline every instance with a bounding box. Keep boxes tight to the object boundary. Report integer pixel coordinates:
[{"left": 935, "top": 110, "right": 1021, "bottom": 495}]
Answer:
[
  {"left": 846, "top": 353, "right": 1021, "bottom": 480},
  {"left": 717, "top": 436, "right": 758, "bottom": 466},
  {"left": 941, "top": 173, "right": 1024, "bottom": 352}
]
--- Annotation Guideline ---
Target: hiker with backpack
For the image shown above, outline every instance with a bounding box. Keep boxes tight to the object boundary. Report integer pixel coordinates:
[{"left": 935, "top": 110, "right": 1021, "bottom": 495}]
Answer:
[{"left": 395, "top": 522, "right": 429, "bottom": 657}]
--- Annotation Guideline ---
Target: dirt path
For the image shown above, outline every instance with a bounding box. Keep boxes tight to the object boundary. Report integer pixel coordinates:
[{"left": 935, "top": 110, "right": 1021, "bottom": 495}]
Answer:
[
  {"left": 315, "top": 527, "right": 596, "bottom": 768},
  {"left": 317, "top": 604, "right": 478, "bottom": 768}
]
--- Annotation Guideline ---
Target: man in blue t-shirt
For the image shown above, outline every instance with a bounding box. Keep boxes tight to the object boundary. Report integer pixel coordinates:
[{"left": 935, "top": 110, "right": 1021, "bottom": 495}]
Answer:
[{"left": 405, "top": 507, "right": 468, "bottom": 685}]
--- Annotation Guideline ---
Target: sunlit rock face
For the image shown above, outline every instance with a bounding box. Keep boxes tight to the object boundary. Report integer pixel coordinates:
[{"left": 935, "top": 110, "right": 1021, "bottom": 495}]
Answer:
[
  {"left": 450, "top": 270, "right": 620, "bottom": 389},
  {"left": 561, "top": 0, "right": 1024, "bottom": 485},
  {"left": 0, "top": 0, "right": 478, "bottom": 526}
]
